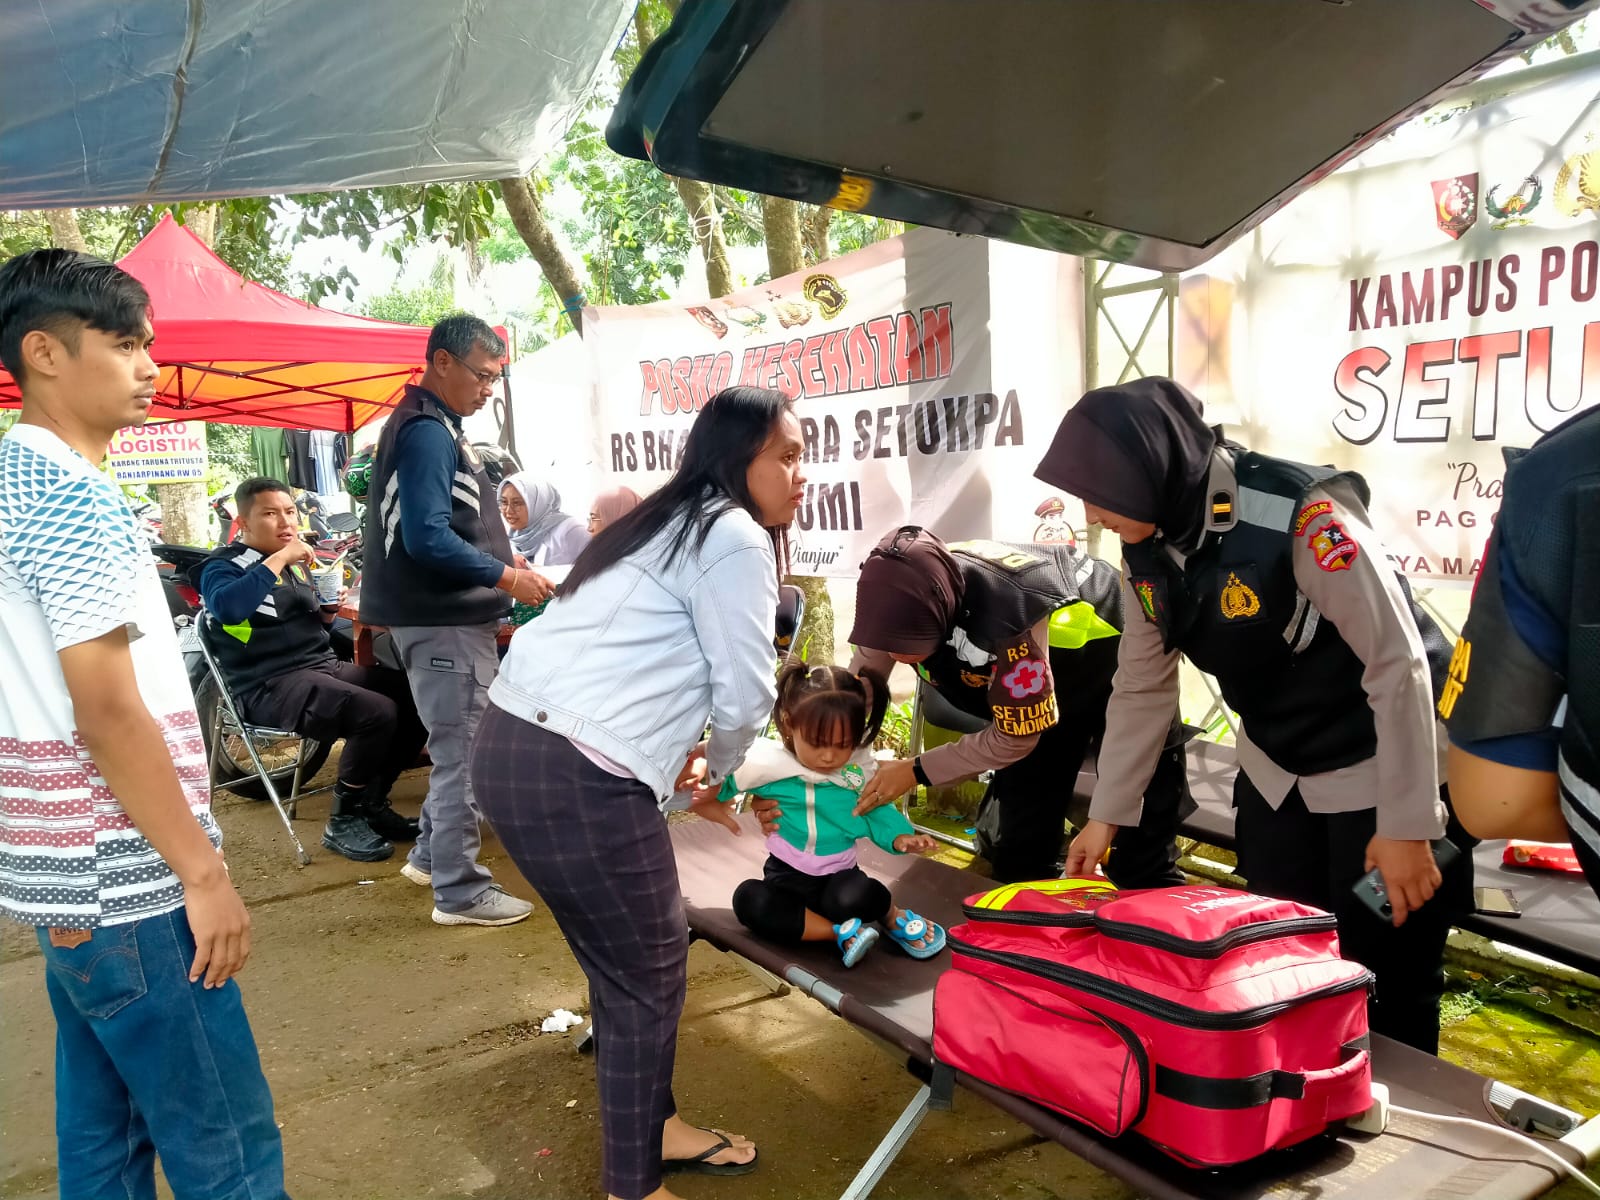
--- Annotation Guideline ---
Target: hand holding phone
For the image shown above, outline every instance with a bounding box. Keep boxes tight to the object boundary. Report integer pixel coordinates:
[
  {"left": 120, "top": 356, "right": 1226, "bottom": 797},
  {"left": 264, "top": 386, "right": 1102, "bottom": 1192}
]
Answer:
[{"left": 1353, "top": 837, "right": 1460, "bottom": 926}]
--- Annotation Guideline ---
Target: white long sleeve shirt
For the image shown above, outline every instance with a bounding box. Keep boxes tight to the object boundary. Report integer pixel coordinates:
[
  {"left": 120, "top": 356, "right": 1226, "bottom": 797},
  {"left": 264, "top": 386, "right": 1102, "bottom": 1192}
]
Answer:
[{"left": 489, "top": 504, "right": 779, "bottom": 804}]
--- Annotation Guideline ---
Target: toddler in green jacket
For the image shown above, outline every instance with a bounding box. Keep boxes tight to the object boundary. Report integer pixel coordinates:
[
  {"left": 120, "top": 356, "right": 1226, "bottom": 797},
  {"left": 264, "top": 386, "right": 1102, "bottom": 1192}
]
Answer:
[{"left": 715, "top": 663, "right": 945, "bottom": 967}]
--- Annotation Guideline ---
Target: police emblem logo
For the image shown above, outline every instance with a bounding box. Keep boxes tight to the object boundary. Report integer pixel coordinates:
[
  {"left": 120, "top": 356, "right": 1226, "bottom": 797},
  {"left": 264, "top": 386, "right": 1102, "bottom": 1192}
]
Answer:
[
  {"left": 1486, "top": 176, "right": 1543, "bottom": 229},
  {"left": 802, "top": 272, "right": 848, "bottom": 319},
  {"left": 1309, "top": 520, "right": 1360, "bottom": 572},
  {"left": 1219, "top": 571, "right": 1261, "bottom": 620},
  {"left": 1134, "top": 579, "right": 1159, "bottom": 624},
  {"left": 1555, "top": 143, "right": 1600, "bottom": 218},
  {"left": 959, "top": 668, "right": 992, "bottom": 689},
  {"left": 1431, "top": 173, "right": 1479, "bottom": 240}
]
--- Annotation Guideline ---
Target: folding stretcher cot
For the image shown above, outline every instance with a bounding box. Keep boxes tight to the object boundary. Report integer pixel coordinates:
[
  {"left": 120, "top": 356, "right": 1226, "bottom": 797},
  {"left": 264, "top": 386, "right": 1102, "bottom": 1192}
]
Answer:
[{"left": 671, "top": 814, "right": 1600, "bottom": 1200}]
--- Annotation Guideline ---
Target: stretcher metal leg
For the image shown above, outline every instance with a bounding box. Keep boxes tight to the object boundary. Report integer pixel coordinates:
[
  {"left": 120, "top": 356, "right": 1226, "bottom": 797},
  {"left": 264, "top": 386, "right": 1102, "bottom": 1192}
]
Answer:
[
  {"left": 737, "top": 958, "right": 790, "bottom": 995},
  {"left": 839, "top": 1084, "right": 931, "bottom": 1200}
]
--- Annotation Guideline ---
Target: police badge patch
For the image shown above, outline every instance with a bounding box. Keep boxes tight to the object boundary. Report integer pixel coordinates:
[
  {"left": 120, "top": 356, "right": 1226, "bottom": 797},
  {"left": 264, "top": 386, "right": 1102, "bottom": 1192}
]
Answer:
[
  {"left": 1308, "top": 520, "right": 1360, "bottom": 572},
  {"left": 1134, "top": 579, "right": 1158, "bottom": 623},
  {"left": 1219, "top": 570, "right": 1262, "bottom": 621}
]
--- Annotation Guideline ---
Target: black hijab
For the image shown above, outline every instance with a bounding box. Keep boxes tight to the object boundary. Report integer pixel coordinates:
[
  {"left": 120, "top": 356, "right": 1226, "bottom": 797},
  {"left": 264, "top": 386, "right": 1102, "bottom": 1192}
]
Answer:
[
  {"left": 849, "top": 527, "right": 965, "bottom": 657},
  {"left": 1034, "top": 376, "right": 1217, "bottom": 551}
]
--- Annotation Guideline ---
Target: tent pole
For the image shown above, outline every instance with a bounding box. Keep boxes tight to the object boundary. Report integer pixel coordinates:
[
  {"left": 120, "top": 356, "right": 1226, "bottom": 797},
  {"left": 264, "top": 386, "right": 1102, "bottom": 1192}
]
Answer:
[{"left": 498, "top": 366, "right": 519, "bottom": 464}]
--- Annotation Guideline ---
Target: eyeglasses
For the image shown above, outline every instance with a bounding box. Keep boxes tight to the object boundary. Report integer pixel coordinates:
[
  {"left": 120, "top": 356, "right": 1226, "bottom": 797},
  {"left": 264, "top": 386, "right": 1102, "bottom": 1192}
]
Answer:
[{"left": 447, "top": 350, "right": 500, "bottom": 387}]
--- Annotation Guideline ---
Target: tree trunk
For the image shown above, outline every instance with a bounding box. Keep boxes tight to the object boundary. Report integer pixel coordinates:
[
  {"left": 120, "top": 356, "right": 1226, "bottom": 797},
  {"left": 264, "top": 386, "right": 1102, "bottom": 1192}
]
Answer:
[
  {"left": 45, "top": 209, "right": 89, "bottom": 252},
  {"left": 156, "top": 206, "right": 216, "bottom": 547},
  {"left": 497, "top": 177, "right": 588, "bottom": 336},
  {"left": 762, "top": 196, "right": 806, "bottom": 279},
  {"left": 1086, "top": 522, "right": 1105, "bottom": 560},
  {"left": 784, "top": 574, "right": 836, "bottom": 665},
  {"left": 676, "top": 178, "right": 734, "bottom": 298},
  {"left": 804, "top": 206, "right": 833, "bottom": 263},
  {"left": 184, "top": 204, "right": 219, "bottom": 248},
  {"left": 635, "top": 0, "right": 735, "bottom": 302}
]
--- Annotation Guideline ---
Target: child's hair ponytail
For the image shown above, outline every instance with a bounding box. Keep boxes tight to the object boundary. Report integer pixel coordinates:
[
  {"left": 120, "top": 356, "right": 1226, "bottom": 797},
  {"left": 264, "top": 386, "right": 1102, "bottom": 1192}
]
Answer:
[{"left": 772, "top": 662, "right": 890, "bottom": 751}]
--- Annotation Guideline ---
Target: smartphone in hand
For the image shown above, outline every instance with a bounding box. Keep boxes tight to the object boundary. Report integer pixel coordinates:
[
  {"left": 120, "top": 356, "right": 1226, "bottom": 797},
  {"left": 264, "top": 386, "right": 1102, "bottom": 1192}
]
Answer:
[{"left": 1352, "top": 837, "right": 1461, "bottom": 923}]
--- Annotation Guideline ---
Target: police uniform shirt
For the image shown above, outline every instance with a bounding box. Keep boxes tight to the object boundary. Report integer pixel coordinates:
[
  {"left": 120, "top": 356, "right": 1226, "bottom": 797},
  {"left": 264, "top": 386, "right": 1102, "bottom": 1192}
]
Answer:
[
  {"left": 1443, "top": 406, "right": 1600, "bottom": 869},
  {"left": 1091, "top": 452, "right": 1446, "bottom": 840},
  {"left": 852, "top": 615, "right": 1059, "bottom": 785}
]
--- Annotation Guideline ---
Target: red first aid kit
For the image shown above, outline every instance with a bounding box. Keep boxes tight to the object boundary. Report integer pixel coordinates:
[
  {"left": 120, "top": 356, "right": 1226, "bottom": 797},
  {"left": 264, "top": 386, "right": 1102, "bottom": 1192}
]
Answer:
[
  {"left": 1503, "top": 840, "right": 1584, "bottom": 874},
  {"left": 933, "top": 881, "right": 1374, "bottom": 1167}
]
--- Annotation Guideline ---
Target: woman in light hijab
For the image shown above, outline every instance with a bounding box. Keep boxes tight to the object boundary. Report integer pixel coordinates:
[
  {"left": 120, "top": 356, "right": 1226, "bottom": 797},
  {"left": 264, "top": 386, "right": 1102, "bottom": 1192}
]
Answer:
[
  {"left": 588, "top": 485, "right": 643, "bottom": 536},
  {"left": 499, "top": 475, "right": 590, "bottom": 566}
]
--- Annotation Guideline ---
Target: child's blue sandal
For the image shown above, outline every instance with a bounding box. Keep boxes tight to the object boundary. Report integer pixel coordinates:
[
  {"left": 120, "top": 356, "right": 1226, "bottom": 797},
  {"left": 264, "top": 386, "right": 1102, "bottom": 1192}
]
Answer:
[
  {"left": 887, "top": 910, "right": 946, "bottom": 959},
  {"left": 833, "top": 917, "right": 879, "bottom": 968}
]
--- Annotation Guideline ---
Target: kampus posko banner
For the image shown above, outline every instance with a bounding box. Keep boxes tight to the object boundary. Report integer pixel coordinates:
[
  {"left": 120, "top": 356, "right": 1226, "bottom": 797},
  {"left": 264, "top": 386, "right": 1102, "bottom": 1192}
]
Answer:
[
  {"left": 582, "top": 229, "right": 1085, "bottom": 577},
  {"left": 1181, "top": 64, "right": 1600, "bottom": 585}
]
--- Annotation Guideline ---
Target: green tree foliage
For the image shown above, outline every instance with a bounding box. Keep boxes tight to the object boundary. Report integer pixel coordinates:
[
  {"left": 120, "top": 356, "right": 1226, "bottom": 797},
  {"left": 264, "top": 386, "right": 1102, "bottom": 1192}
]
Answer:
[{"left": 360, "top": 260, "right": 461, "bottom": 328}]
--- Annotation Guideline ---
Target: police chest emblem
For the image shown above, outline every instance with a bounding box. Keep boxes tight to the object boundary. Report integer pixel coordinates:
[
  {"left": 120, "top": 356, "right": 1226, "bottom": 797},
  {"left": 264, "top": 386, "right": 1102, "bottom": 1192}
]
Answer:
[
  {"left": 1219, "top": 571, "right": 1261, "bottom": 621},
  {"left": 960, "top": 668, "right": 992, "bottom": 689}
]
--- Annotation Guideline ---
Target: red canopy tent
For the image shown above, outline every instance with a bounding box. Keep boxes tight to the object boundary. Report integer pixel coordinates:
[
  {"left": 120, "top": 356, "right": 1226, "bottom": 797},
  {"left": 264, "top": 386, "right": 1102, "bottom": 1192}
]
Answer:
[{"left": 0, "top": 215, "right": 505, "bottom": 434}]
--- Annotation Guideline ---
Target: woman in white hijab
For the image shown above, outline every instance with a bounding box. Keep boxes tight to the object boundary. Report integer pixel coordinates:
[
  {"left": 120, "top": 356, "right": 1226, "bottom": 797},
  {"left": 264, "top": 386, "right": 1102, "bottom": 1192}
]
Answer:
[{"left": 499, "top": 475, "right": 591, "bottom": 566}]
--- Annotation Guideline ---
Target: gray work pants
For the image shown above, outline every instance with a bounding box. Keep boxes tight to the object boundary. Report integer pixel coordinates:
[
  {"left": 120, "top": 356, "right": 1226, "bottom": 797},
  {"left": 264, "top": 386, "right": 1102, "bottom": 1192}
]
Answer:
[{"left": 390, "top": 623, "right": 499, "bottom": 911}]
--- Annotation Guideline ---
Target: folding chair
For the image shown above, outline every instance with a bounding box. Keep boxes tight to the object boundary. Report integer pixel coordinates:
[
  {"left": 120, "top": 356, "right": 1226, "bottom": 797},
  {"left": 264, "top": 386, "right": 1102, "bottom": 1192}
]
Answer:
[{"left": 192, "top": 615, "right": 316, "bottom": 866}]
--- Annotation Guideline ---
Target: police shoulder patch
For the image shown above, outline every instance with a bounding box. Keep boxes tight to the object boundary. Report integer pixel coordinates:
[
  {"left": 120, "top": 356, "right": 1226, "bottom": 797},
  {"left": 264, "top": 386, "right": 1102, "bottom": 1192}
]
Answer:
[
  {"left": 1308, "top": 520, "right": 1360, "bottom": 572},
  {"left": 1294, "top": 500, "right": 1333, "bottom": 536}
]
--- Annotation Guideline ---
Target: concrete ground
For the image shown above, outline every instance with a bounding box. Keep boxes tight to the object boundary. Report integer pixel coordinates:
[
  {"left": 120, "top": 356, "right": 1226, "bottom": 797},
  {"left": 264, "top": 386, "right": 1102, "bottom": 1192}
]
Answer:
[{"left": 0, "top": 765, "right": 1137, "bottom": 1200}]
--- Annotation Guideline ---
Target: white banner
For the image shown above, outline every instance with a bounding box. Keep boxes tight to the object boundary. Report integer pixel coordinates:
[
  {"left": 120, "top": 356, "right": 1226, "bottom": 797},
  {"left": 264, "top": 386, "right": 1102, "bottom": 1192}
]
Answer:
[
  {"left": 107, "top": 420, "right": 207, "bottom": 484},
  {"left": 1181, "top": 65, "right": 1600, "bottom": 585},
  {"left": 582, "top": 229, "right": 1085, "bottom": 577}
]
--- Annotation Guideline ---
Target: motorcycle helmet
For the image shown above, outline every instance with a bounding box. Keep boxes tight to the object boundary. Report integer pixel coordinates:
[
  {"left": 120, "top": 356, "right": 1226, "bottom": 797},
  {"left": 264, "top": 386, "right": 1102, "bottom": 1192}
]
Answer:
[
  {"left": 474, "top": 442, "right": 521, "bottom": 488},
  {"left": 343, "top": 447, "right": 375, "bottom": 499}
]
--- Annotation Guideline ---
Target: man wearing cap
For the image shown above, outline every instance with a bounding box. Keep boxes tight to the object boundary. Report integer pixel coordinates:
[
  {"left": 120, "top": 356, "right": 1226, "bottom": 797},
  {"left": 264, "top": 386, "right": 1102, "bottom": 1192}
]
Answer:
[{"left": 836, "top": 527, "right": 1194, "bottom": 886}]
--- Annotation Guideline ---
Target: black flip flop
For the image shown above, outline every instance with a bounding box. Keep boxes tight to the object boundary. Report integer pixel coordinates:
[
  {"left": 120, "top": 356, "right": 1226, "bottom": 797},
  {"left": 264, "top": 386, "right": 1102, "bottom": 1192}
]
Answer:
[{"left": 661, "top": 1129, "right": 760, "bottom": 1176}]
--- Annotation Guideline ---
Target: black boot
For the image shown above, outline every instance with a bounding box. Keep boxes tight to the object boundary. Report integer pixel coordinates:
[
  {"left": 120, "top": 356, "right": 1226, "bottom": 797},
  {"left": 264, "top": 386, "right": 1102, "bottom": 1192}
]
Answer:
[
  {"left": 322, "top": 784, "right": 394, "bottom": 862},
  {"left": 361, "top": 789, "right": 421, "bottom": 843}
]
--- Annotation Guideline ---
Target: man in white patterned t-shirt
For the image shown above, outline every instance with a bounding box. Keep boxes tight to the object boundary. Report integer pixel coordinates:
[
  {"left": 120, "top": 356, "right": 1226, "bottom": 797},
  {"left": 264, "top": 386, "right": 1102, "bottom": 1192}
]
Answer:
[{"left": 0, "top": 249, "right": 287, "bottom": 1198}]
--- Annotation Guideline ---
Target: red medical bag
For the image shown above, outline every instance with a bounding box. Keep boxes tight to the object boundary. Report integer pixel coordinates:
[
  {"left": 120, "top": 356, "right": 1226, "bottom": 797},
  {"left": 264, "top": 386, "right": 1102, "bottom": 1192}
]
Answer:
[{"left": 933, "top": 881, "right": 1373, "bottom": 1166}]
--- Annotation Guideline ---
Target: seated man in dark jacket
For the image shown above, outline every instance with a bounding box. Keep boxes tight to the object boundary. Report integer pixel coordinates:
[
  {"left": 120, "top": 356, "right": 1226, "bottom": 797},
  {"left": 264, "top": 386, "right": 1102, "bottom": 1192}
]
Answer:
[{"left": 197, "top": 477, "right": 426, "bottom": 862}]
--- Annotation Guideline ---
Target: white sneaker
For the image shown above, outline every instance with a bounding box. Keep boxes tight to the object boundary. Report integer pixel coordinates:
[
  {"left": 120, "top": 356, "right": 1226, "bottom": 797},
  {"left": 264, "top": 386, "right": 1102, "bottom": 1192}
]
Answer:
[
  {"left": 400, "top": 861, "right": 432, "bottom": 887},
  {"left": 432, "top": 886, "right": 534, "bottom": 927}
]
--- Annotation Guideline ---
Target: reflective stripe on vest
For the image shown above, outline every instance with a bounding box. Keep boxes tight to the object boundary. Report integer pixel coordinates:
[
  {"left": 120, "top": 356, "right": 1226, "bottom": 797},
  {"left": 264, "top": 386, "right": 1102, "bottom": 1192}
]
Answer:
[{"left": 1048, "top": 601, "right": 1120, "bottom": 650}]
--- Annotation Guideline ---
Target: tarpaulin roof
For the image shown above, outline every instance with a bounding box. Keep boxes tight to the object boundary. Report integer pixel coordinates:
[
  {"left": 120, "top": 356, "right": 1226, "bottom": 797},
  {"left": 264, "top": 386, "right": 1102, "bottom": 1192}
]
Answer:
[
  {"left": 0, "top": 214, "right": 496, "bottom": 433},
  {"left": 0, "top": 0, "right": 634, "bottom": 208},
  {"left": 607, "top": 0, "right": 1587, "bottom": 272}
]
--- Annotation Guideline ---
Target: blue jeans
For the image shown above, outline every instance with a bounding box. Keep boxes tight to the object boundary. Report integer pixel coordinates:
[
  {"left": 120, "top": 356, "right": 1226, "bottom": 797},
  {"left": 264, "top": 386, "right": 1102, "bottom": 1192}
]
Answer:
[{"left": 36, "top": 907, "right": 288, "bottom": 1200}]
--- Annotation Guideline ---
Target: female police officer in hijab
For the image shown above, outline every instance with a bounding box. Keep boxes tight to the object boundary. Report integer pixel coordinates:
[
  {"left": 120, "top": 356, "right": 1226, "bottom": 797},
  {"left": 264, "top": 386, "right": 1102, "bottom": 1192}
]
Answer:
[
  {"left": 843, "top": 526, "right": 1195, "bottom": 889},
  {"left": 1035, "top": 376, "right": 1471, "bottom": 1053}
]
